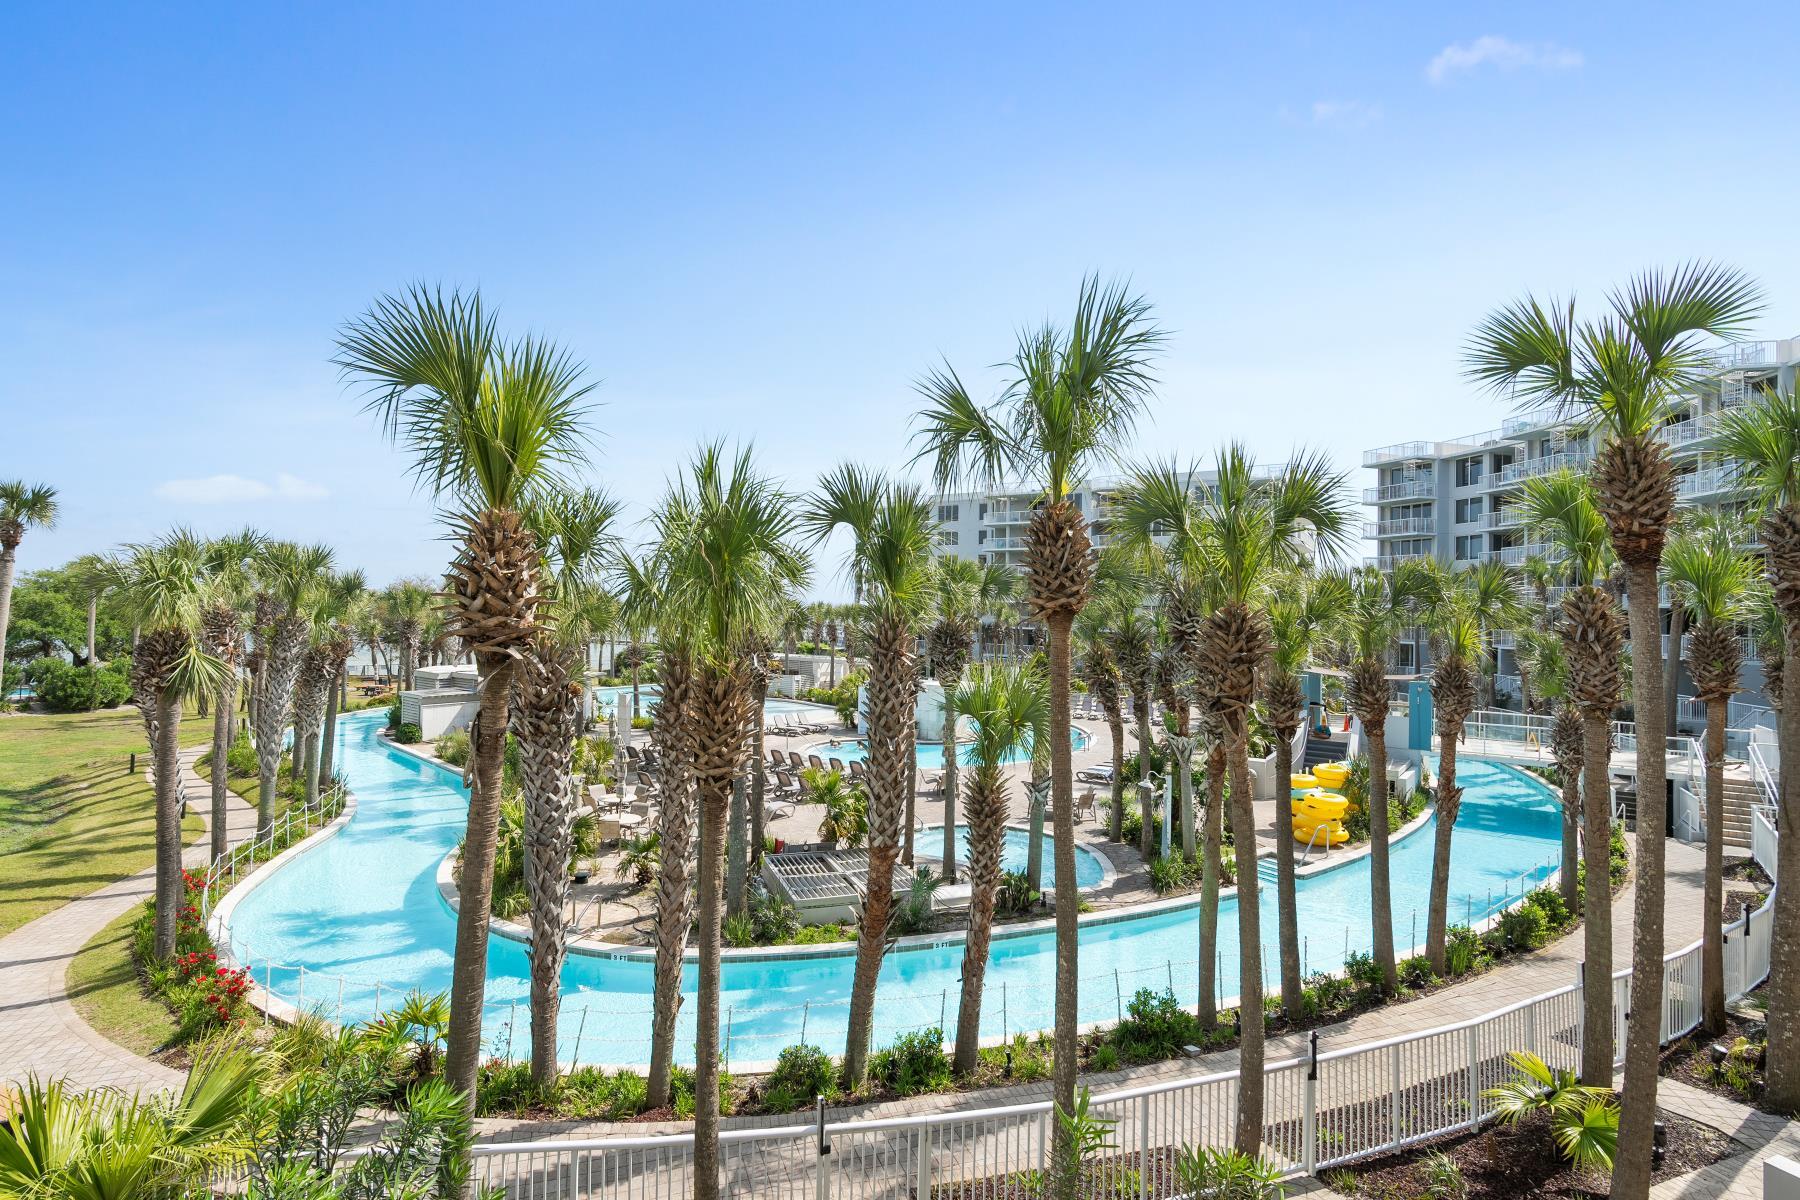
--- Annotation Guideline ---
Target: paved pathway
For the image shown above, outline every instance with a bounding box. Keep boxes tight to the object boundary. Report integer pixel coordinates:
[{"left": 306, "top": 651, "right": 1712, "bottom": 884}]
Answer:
[
  {"left": 1649, "top": 1077, "right": 1800, "bottom": 1199},
  {"left": 0, "top": 746, "right": 258, "bottom": 1096}
]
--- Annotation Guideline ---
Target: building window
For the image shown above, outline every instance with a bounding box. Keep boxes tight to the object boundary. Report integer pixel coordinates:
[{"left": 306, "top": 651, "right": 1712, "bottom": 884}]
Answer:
[
  {"left": 978, "top": 502, "right": 988, "bottom": 520},
  {"left": 1455, "top": 497, "right": 1483, "bottom": 524},
  {"left": 937, "top": 504, "right": 959, "bottom": 523},
  {"left": 1455, "top": 456, "right": 1483, "bottom": 487},
  {"left": 939, "top": 530, "right": 960, "bottom": 547},
  {"left": 1455, "top": 535, "right": 1480, "bottom": 561}
]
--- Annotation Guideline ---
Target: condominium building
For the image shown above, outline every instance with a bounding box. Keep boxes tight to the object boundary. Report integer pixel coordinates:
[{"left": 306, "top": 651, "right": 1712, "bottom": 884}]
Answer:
[{"left": 1362, "top": 335, "right": 1800, "bottom": 725}]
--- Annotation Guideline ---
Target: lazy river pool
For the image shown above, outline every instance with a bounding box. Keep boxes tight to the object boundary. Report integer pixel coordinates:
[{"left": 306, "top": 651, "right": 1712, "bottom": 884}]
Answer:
[{"left": 220, "top": 711, "right": 1562, "bottom": 1067}]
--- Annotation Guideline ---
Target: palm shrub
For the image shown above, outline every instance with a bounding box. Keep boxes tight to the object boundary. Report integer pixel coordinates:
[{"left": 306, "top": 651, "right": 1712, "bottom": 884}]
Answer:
[
  {"left": 1484, "top": 1050, "right": 1619, "bottom": 1173},
  {"left": 762, "top": 1044, "right": 836, "bottom": 1111}
]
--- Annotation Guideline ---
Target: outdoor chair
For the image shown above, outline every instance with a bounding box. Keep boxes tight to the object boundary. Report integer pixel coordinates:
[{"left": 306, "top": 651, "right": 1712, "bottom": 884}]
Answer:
[
  {"left": 1073, "top": 790, "right": 1098, "bottom": 823},
  {"left": 807, "top": 754, "right": 826, "bottom": 772}
]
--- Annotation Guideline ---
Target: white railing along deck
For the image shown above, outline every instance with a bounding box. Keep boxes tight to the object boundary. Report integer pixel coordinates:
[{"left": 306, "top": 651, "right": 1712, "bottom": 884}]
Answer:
[{"left": 424, "top": 803, "right": 1783, "bottom": 1197}]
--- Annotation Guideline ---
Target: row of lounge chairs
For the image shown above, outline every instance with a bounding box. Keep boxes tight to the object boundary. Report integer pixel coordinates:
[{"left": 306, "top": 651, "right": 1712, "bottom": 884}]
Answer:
[
  {"left": 767, "top": 748, "right": 868, "bottom": 780},
  {"left": 767, "top": 712, "right": 837, "bottom": 735}
]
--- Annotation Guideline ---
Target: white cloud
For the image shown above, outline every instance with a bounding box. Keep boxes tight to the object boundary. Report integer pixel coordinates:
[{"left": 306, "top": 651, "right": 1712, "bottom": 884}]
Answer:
[
  {"left": 1426, "top": 35, "right": 1583, "bottom": 84},
  {"left": 155, "top": 473, "right": 329, "bottom": 504},
  {"left": 1310, "top": 99, "right": 1382, "bottom": 128}
]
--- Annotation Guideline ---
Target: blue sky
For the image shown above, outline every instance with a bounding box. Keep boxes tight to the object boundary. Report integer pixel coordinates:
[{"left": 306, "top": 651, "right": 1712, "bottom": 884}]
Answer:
[{"left": 7, "top": 2, "right": 1800, "bottom": 595}]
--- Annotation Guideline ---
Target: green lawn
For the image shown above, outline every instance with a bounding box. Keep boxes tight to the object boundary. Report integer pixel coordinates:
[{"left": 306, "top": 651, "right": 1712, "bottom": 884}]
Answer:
[
  {"left": 0, "top": 706, "right": 203, "bottom": 938},
  {"left": 195, "top": 747, "right": 300, "bottom": 822},
  {"left": 66, "top": 904, "right": 181, "bottom": 1056}
]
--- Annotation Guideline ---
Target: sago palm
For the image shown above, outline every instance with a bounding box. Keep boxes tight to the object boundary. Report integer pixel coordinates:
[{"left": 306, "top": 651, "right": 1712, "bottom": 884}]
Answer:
[
  {"left": 338, "top": 283, "right": 595, "bottom": 1108},
  {"left": 107, "top": 531, "right": 227, "bottom": 959},
  {"left": 1714, "top": 380, "right": 1800, "bottom": 1105},
  {"left": 1342, "top": 559, "right": 1436, "bottom": 996},
  {"left": 515, "top": 486, "right": 620, "bottom": 1087},
  {"left": 802, "top": 463, "right": 933, "bottom": 1088},
  {"left": 1518, "top": 468, "right": 1622, "bottom": 1086},
  {"left": 949, "top": 659, "right": 1049, "bottom": 1074},
  {"left": 927, "top": 555, "right": 983, "bottom": 882},
  {"left": 1468, "top": 262, "right": 1763, "bottom": 1195},
  {"left": 661, "top": 445, "right": 807, "bottom": 1199},
  {"left": 1663, "top": 513, "right": 1756, "bottom": 1034},
  {"left": 1264, "top": 569, "right": 1349, "bottom": 1018},
  {"left": 914, "top": 276, "right": 1163, "bottom": 1188},
  {"left": 0, "top": 480, "right": 58, "bottom": 702}
]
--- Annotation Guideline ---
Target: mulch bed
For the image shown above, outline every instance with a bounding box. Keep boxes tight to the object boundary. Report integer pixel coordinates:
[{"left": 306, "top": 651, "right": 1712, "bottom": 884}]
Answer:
[
  {"left": 1321, "top": 1108, "right": 1736, "bottom": 1199},
  {"left": 1657, "top": 1009, "right": 1792, "bottom": 1117}
]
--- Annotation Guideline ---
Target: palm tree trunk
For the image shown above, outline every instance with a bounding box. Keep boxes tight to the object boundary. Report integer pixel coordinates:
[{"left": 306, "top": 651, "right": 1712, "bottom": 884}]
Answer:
[
  {"left": 1272, "top": 724, "right": 1302, "bottom": 1019},
  {"left": 750, "top": 710, "right": 767, "bottom": 872},
  {"left": 1425, "top": 723, "right": 1461, "bottom": 972},
  {"left": 1045, "top": 611, "right": 1080, "bottom": 1196},
  {"left": 1613, "top": 561, "right": 1669, "bottom": 1200},
  {"left": 514, "top": 645, "right": 581, "bottom": 1090},
  {"left": 941, "top": 668, "right": 961, "bottom": 884},
  {"left": 0, "top": 542, "right": 17, "bottom": 699},
  {"left": 254, "top": 619, "right": 305, "bottom": 832},
  {"left": 320, "top": 664, "right": 342, "bottom": 784},
  {"left": 954, "top": 772, "right": 1003, "bottom": 1074},
  {"left": 727, "top": 773, "right": 748, "bottom": 918},
  {"left": 1366, "top": 723, "right": 1398, "bottom": 995},
  {"left": 85, "top": 593, "right": 98, "bottom": 713},
  {"left": 693, "top": 777, "right": 728, "bottom": 1200},
  {"left": 1701, "top": 697, "right": 1726, "bottom": 1034},
  {"left": 1199, "top": 744, "right": 1224, "bottom": 1030},
  {"left": 1560, "top": 770, "right": 1580, "bottom": 915},
  {"left": 443, "top": 655, "right": 516, "bottom": 1109},
  {"left": 1766, "top": 639, "right": 1800, "bottom": 1110},
  {"left": 646, "top": 655, "right": 696, "bottom": 1109},
  {"left": 1107, "top": 709, "right": 1125, "bottom": 842},
  {"left": 1579, "top": 711, "right": 1615, "bottom": 1086},
  {"left": 152, "top": 690, "right": 184, "bottom": 960},
  {"left": 1228, "top": 730, "right": 1265, "bottom": 1154},
  {"left": 1665, "top": 603, "right": 1685, "bottom": 733},
  {"left": 1135, "top": 687, "right": 1154, "bottom": 859},
  {"left": 210, "top": 676, "right": 235, "bottom": 862},
  {"left": 1178, "top": 747, "right": 1196, "bottom": 862}
]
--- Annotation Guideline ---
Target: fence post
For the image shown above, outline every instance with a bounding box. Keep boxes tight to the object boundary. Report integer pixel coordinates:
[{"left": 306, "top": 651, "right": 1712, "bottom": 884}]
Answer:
[
  {"left": 1388, "top": 1044, "right": 1402, "bottom": 1146},
  {"left": 1465, "top": 1024, "right": 1480, "bottom": 1130},
  {"left": 726, "top": 1006, "right": 735, "bottom": 1070},
  {"left": 1138, "top": 1094, "right": 1151, "bottom": 1200},
  {"left": 1001, "top": 982, "right": 1008, "bottom": 1041},
  {"left": 801, "top": 1001, "right": 810, "bottom": 1046},
  {"left": 914, "top": 1124, "right": 932, "bottom": 1198},
  {"left": 939, "top": 990, "right": 947, "bottom": 1033},
  {"left": 1302, "top": 1031, "right": 1319, "bottom": 1174},
  {"left": 1114, "top": 969, "right": 1123, "bottom": 1020},
  {"left": 814, "top": 1098, "right": 832, "bottom": 1200}
]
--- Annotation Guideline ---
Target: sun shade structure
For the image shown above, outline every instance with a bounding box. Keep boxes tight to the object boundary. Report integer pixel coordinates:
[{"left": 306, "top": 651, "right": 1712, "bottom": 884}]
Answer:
[{"left": 760, "top": 848, "right": 917, "bottom": 926}]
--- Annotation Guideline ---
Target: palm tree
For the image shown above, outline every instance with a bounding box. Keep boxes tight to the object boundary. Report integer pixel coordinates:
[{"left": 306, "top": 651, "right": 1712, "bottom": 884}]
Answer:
[
  {"left": 249, "top": 541, "right": 334, "bottom": 832},
  {"left": 1074, "top": 606, "right": 1127, "bottom": 842},
  {"left": 1343, "top": 559, "right": 1436, "bottom": 995},
  {"left": 950, "top": 659, "right": 1049, "bottom": 1074},
  {"left": 1264, "top": 570, "right": 1349, "bottom": 1018},
  {"left": 1714, "top": 381, "right": 1800, "bottom": 1104},
  {"left": 620, "top": 550, "right": 699, "bottom": 1110},
  {"left": 292, "top": 571, "right": 363, "bottom": 810},
  {"left": 195, "top": 531, "right": 261, "bottom": 861},
  {"left": 1519, "top": 627, "right": 1583, "bottom": 911},
  {"left": 108, "top": 532, "right": 227, "bottom": 959},
  {"left": 1468, "top": 263, "right": 1763, "bottom": 1192},
  {"left": 383, "top": 578, "right": 436, "bottom": 691},
  {"left": 660, "top": 445, "right": 807, "bottom": 1199},
  {"left": 915, "top": 277, "right": 1163, "bottom": 1177},
  {"left": 1190, "top": 446, "right": 1353, "bottom": 1150},
  {"left": 1662, "top": 514, "right": 1756, "bottom": 1034},
  {"left": 0, "top": 480, "right": 58, "bottom": 702},
  {"left": 1420, "top": 576, "right": 1481, "bottom": 975},
  {"left": 1517, "top": 468, "right": 1623, "bottom": 1086},
  {"left": 927, "top": 556, "right": 983, "bottom": 882},
  {"left": 802, "top": 464, "right": 934, "bottom": 1087},
  {"left": 514, "top": 487, "right": 620, "bottom": 1087},
  {"left": 977, "top": 562, "right": 1022, "bottom": 665},
  {"left": 1105, "top": 589, "right": 1156, "bottom": 858},
  {"left": 337, "top": 284, "right": 596, "bottom": 1109}
]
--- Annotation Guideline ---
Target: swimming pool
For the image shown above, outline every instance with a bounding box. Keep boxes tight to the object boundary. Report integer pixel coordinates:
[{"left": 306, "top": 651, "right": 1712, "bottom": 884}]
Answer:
[
  {"left": 593, "top": 684, "right": 828, "bottom": 721},
  {"left": 914, "top": 823, "right": 1109, "bottom": 890},
  {"left": 221, "top": 713, "right": 1562, "bottom": 1068},
  {"left": 824, "top": 727, "right": 1091, "bottom": 768}
]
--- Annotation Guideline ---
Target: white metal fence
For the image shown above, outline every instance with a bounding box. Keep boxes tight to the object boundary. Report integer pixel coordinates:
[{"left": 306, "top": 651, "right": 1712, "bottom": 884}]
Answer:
[
  {"left": 199, "top": 784, "right": 347, "bottom": 918},
  {"left": 438, "top": 811, "right": 1781, "bottom": 1198}
]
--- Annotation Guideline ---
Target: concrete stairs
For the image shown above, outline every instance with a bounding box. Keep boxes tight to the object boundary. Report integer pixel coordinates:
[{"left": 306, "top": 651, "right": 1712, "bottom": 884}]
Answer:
[
  {"left": 1303, "top": 733, "right": 1350, "bottom": 771},
  {"left": 1716, "top": 773, "right": 1763, "bottom": 849}
]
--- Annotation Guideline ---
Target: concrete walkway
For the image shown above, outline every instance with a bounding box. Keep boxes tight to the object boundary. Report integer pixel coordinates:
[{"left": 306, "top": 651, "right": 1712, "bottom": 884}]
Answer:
[
  {"left": 1649, "top": 1077, "right": 1800, "bottom": 1198},
  {"left": 0, "top": 746, "right": 258, "bottom": 1096}
]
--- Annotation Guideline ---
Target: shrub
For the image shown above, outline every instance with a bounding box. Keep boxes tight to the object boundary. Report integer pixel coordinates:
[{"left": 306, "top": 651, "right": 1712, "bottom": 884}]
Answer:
[
  {"left": 394, "top": 722, "right": 423, "bottom": 745},
  {"left": 888, "top": 869, "right": 941, "bottom": 938},
  {"left": 631, "top": 714, "right": 653, "bottom": 730},
  {"left": 1305, "top": 970, "right": 1354, "bottom": 1013},
  {"left": 29, "top": 658, "right": 130, "bottom": 711},
  {"left": 723, "top": 913, "right": 758, "bottom": 948},
  {"left": 1344, "top": 951, "right": 1383, "bottom": 991},
  {"left": 1172, "top": 1145, "right": 1287, "bottom": 1199},
  {"left": 386, "top": 701, "right": 401, "bottom": 731},
  {"left": 751, "top": 892, "right": 801, "bottom": 944},
  {"left": 224, "top": 733, "right": 260, "bottom": 778},
  {"left": 870, "top": 1028, "right": 951, "bottom": 1096},
  {"left": 669, "top": 1062, "right": 735, "bottom": 1119},
  {"left": 1111, "top": 988, "right": 1196, "bottom": 1063},
  {"left": 996, "top": 869, "right": 1040, "bottom": 916},
  {"left": 436, "top": 729, "right": 471, "bottom": 766},
  {"left": 1495, "top": 903, "right": 1549, "bottom": 951},
  {"left": 1484, "top": 1050, "right": 1618, "bottom": 1171},
  {"left": 1398, "top": 955, "right": 1437, "bottom": 990},
  {"left": 1148, "top": 854, "right": 1194, "bottom": 894},
  {"left": 1089, "top": 1042, "right": 1121, "bottom": 1072},
  {"left": 1422, "top": 1151, "right": 1467, "bottom": 1200},
  {"left": 1444, "top": 925, "right": 1484, "bottom": 977},
  {"left": 1523, "top": 886, "right": 1570, "bottom": 929},
  {"left": 762, "top": 1043, "right": 836, "bottom": 1111},
  {"left": 788, "top": 923, "right": 851, "bottom": 945}
]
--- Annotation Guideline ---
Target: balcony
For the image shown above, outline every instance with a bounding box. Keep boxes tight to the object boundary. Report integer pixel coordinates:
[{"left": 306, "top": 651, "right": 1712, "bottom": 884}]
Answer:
[
  {"left": 983, "top": 507, "right": 1032, "bottom": 526},
  {"left": 1700, "top": 340, "right": 1784, "bottom": 372},
  {"left": 1363, "top": 479, "right": 1434, "bottom": 504},
  {"left": 1365, "top": 517, "right": 1436, "bottom": 538},
  {"left": 1495, "top": 452, "right": 1585, "bottom": 485},
  {"left": 1363, "top": 441, "right": 1438, "bottom": 467},
  {"left": 1677, "top": 466, "right": 1739, "bottom": 499},
  {"left": 1485, "top": 543, "right": 1552, "bottom": 567},
  {"left": 983, "top": 536, "right": 1027, "bottom": 551},
  {"left": 1364, "top": 553, "right": 1431, "bottom": 571},
  {"left": 1483, "top": 506, "right": 1523, "bottom": 530},
  {"left": 1501, "top": 408, "right": 1558, "bottom": 438}
]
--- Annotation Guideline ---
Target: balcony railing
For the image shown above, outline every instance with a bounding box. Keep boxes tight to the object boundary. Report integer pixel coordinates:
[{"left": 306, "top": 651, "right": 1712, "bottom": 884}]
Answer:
[
  {"left": 1701, "top": 340, "right": 1784, "bottom": 372},
  {"left": 1485, "top": 543, "right": 1552, "bottom": 567},
  {"left": 1363, "top": 553, "right": 1431, "bottom": 571},
  {"left": 1500, "top": 408, "right": 1558, "bottom": 438},
  {"left": 1362, "top": 441, "right": 1438, "bottom": 467},
  {"left": 1365, "top": 517, "right": 1436, "bottom": 538},
  {"left": 984, "top": 536, "right": 1027, "bottom": 550},
  {"left": 1483, "top": 507, "right": 1522, "bottom": 530},
  {"left": 1496, "top": 452, "right": 1584, "bottom": 485},
  {"left": 1677, "top": 466, "right": 1739, "bottom": 498},
  {"left": 1362, "top": 479, "right": 1434, "bottom": 504}
]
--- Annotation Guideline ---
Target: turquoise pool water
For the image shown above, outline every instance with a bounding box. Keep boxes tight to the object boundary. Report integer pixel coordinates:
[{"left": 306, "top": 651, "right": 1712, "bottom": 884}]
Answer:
[
  {"left": 824, "top": 727, "right": 1091, "bottom": 768},
  {"left": 592, "top": 684, "right": 827, "bottom": 720},
  {"left": 914, "top": 823, "right": 1108, "bottom": 889},
  {"left": 222, "top": 714, "right": 1562, "bottom": 1067}
]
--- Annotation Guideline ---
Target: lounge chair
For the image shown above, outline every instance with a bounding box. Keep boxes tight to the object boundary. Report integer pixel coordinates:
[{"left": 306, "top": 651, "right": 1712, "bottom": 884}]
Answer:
[
  {"left": 787, "top": 750, "right": 807, "bottom": 771},
  {"left": 769, "top": 749, "right": 787, "bottom": 770},
  {"left": 1076, "top": 763, "right": 1114, "bottom": 785},
  {"left": 828, "top": 757, "right": 846, "bottom": 773},
  {"left": 848, "top": 760, "right": 868, "bottom": 780},
  {"left": 807, "top": 754, "right": 826, "bottom": 773},
  {"left": 772, "top": 769, "right": 802, "bottom": 798}
]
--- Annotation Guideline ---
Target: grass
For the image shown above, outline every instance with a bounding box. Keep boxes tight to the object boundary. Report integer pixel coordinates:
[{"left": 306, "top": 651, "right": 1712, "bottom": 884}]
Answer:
[
  {"left": 195, "top": 742, "right": 301, "bottom": 822},
  {"left": 0, "top": 706, "right": 203, "bottom": 937},
  {"left": 66, "top": 903, "right": 181, "bottom": 1057}
]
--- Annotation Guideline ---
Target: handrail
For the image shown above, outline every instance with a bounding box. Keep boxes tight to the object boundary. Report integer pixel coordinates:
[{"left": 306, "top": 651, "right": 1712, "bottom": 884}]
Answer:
[
  {"left": 1749, "top": 737, "right": 1780, "bottom": 811},
  {"left": 1298, "top": 822, "right": 1334, "bottom": 865}
]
